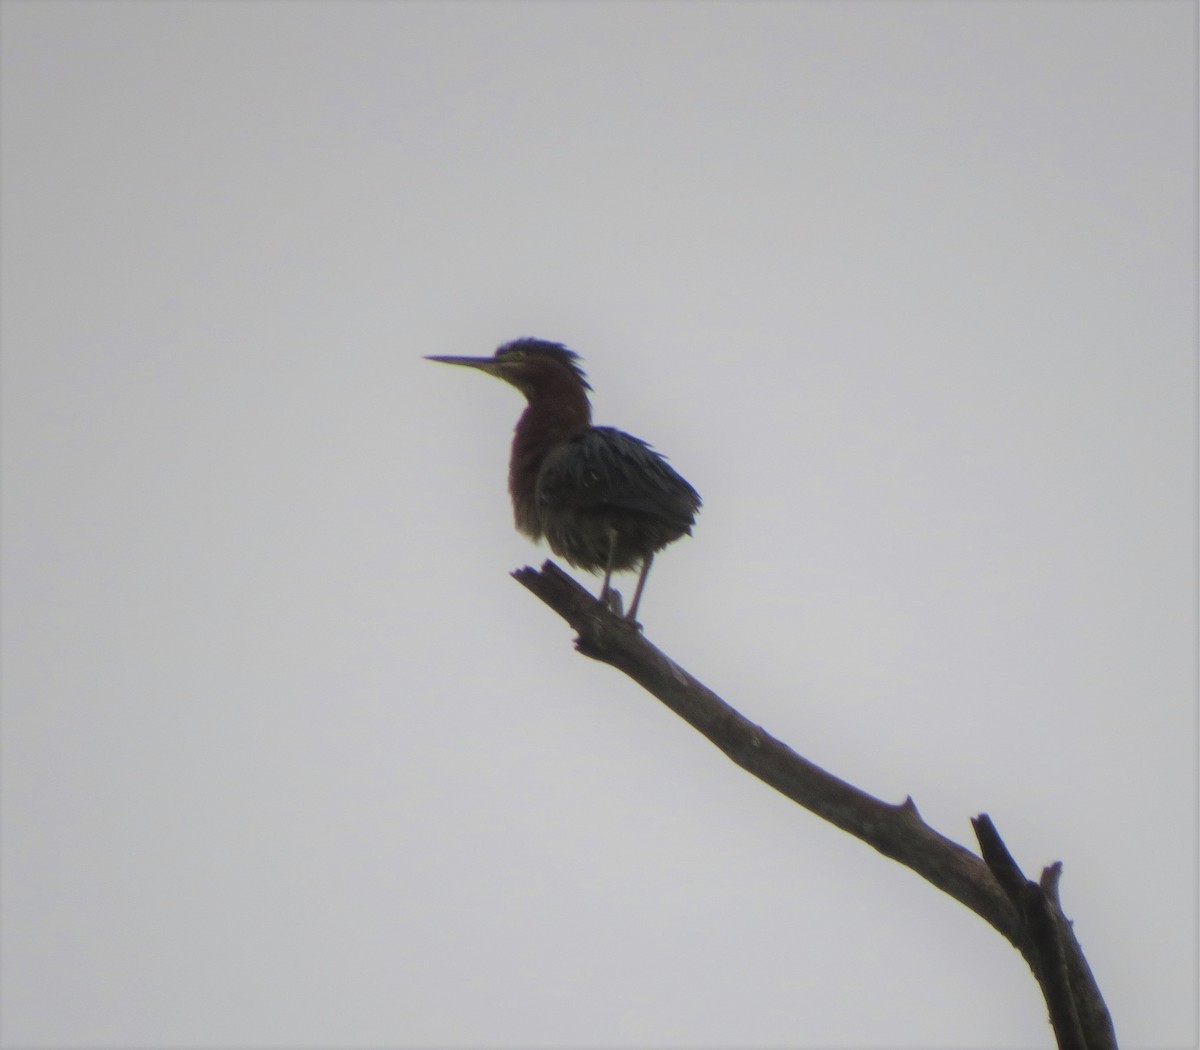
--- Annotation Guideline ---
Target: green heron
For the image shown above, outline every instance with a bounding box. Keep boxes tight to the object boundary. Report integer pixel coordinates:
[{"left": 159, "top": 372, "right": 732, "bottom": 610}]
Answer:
[{"left": 426, "top": 338, "right": 701, "bottom": 621}]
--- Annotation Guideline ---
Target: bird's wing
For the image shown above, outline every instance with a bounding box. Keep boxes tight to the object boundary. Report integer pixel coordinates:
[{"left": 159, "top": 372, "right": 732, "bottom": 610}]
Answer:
[{"left": 535, "top": 426, "right": 701, "bottom": 529}]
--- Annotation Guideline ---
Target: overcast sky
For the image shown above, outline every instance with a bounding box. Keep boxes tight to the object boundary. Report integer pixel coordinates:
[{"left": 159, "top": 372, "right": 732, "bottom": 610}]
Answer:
[{"left": 1, "top": 1, "right": 1195, "bottom": 1047}]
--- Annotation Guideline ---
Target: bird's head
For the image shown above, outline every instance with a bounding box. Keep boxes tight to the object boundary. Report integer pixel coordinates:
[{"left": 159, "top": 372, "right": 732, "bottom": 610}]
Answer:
[{"left": 425, "top": 338, "right": 592, "bottom": 401}]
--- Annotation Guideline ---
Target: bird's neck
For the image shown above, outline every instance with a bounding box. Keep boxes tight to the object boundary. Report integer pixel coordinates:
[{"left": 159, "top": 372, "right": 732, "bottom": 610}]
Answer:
[{"left": 508, "top": 394, "right": 591, "bottom": 538}]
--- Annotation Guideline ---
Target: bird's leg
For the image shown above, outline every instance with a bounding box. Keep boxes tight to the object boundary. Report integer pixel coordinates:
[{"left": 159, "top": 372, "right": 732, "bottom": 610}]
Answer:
[
  {"left": 598, "top": 526, "right": 622, "bottom": 614},
  {"left": 626, "top": 554, "right": 654, "bottom": 623}
]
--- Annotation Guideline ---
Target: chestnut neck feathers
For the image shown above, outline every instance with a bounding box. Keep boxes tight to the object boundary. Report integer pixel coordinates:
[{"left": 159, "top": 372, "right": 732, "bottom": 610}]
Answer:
[{"left": 505, "top": 351, "right": 593, "bottom": 538}]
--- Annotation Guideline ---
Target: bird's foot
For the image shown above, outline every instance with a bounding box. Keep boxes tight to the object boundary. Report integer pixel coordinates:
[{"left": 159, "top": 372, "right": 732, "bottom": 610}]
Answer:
[{"left": 600, "top": 587, "right": 624, "bottom": 618}]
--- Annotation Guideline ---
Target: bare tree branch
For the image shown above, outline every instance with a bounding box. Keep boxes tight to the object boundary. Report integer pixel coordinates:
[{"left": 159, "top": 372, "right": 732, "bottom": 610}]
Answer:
[
  {"left": 973, "top": 815, "right": 1092, "bottom": 1050},
  {"left": 512, "top": 560, "right": 1117, "bottom": 1050}
]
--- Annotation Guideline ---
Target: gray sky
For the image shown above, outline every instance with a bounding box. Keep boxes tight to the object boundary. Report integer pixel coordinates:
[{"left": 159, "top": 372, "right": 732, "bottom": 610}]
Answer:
[{"left": 1, "top": 1, "right": 1195, "bottom": 1047}]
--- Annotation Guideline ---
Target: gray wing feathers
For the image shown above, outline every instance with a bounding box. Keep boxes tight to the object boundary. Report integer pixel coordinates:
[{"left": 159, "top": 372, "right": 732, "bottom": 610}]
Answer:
[{"left": 535, "top": 427, "right": 700, "bottom": 530}]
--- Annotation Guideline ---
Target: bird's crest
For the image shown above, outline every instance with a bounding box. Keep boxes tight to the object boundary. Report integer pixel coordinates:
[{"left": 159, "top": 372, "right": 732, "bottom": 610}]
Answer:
[{"left": 495, "top": 338, "right": 592, "bottom": 391}]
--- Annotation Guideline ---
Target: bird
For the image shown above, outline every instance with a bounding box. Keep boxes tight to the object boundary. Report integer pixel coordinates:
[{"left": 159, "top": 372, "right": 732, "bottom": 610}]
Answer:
[{"left": 426, "top": 338, "right": 700, "bottom": 622}]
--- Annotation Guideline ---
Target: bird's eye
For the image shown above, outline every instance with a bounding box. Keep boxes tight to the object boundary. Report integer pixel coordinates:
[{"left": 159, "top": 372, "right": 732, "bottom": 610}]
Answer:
[{"left": 499, "top": 348, "right": 525, "bottom": 362}]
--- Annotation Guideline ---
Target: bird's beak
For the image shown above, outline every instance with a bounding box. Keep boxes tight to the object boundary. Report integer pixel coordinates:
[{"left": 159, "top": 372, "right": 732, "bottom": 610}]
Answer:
[{"left": 424, "top": 355, "right": 502, "bottom": 376}]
